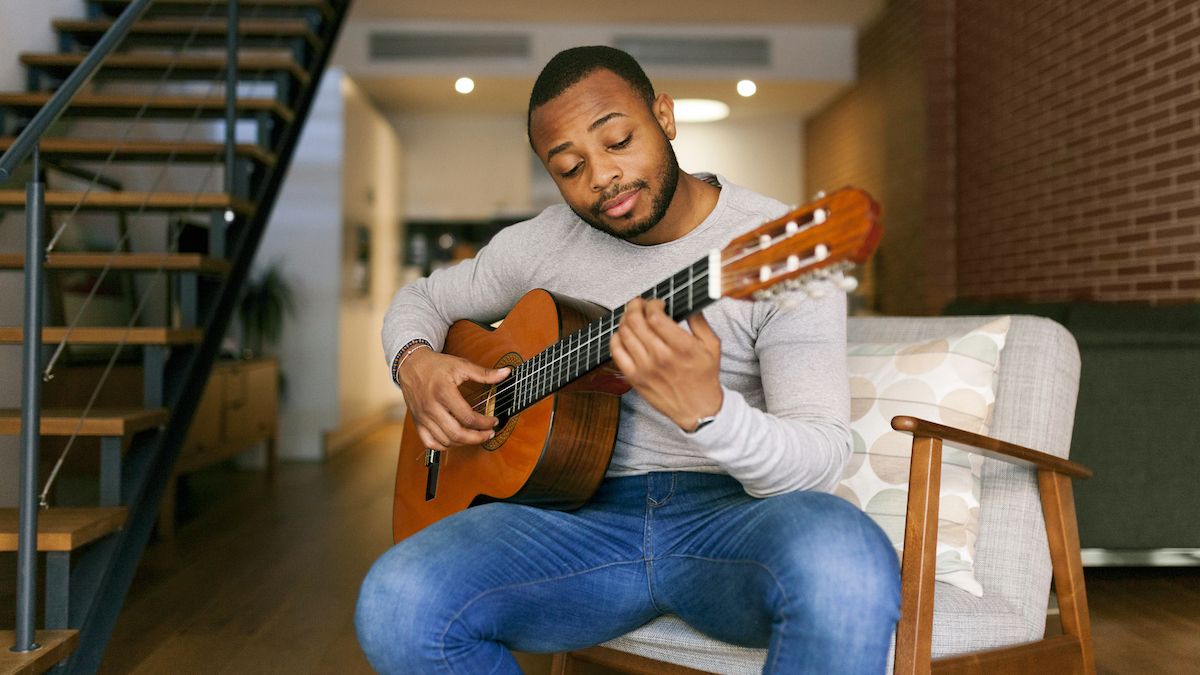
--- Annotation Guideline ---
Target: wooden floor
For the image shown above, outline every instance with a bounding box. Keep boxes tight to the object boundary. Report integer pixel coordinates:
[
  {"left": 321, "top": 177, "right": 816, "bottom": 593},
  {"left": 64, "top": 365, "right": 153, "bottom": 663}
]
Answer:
[{"left": 3, "top": 423, "right": 1196, "bottom": 672}]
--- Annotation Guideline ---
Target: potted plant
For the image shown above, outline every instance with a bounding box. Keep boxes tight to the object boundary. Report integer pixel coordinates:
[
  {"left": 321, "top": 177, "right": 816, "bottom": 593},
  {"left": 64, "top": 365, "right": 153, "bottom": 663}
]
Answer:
[{"left": 235, "top": 262, "right": 296, "bottom": 359}]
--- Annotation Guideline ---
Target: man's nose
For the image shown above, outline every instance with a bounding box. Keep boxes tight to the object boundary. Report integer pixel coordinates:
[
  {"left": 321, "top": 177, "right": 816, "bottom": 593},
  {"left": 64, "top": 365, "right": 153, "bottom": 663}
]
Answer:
[{"left": 590, "top": 156, "right": 622, "bottom": 192}]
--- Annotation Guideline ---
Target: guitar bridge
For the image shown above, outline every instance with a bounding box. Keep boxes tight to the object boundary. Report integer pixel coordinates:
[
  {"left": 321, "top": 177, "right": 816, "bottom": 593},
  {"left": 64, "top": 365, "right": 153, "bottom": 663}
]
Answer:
[{"left": 424, "top": 448, "right": 441, "bottom": 501}]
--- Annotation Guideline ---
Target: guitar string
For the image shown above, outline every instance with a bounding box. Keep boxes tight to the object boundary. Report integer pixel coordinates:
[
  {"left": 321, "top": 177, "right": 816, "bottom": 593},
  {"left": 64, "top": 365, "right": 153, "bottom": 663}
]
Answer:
[
  {"left": 463, "top": 258, "right": 778, "bottom": 416},
  {"left": 463, "top": 202, "right": 856, "bottom": 416},
  {"left": 463, "top": 264, "right": 713, "bottom": 414}
]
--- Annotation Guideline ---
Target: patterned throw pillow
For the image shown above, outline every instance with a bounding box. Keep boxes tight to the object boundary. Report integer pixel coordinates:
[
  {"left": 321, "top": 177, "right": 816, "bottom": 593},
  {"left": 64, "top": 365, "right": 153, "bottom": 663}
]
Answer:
[{"left": 836, "top": 317, "right": 1011, "bottom": 598}]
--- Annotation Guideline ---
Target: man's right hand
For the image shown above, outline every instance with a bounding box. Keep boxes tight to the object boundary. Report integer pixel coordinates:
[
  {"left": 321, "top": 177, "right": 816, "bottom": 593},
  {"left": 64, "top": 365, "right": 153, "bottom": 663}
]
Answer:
[{"left": 397, "top": 347, "right": 511, "bottom": 451}]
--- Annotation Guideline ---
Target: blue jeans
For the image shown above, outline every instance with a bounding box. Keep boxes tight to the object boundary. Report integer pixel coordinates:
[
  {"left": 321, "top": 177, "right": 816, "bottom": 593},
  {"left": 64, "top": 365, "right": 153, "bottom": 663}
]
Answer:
[{"left": 356, "top": 472, "right": 900, "bottom": 674}]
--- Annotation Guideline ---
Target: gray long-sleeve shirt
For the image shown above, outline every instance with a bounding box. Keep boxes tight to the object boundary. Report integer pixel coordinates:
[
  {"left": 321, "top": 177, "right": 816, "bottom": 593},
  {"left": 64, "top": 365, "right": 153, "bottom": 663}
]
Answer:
[{"left": 383, "top": 175, "right": 850, "bottom": 497}]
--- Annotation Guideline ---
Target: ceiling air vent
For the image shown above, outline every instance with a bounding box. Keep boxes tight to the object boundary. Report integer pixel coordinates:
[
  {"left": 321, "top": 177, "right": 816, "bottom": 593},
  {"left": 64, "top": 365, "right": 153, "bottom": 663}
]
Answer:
[
  {"left": 613, "top": 36, "right": 770, "bottom": 68},
  {"left": 369, "top": 32, "right": 531, "bottom": 60}
]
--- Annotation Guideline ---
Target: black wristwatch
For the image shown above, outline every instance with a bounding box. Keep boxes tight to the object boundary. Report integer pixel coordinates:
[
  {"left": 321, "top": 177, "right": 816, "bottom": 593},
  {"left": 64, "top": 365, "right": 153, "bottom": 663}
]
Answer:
[{"left": 685, "top": 414, "right": 718, "bottom": 434}]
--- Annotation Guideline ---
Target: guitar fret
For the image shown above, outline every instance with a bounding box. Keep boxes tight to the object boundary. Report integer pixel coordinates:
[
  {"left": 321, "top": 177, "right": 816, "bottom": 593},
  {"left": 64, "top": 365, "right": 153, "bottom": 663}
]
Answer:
[
  {"left": 539, "top": 348, "right": 547, "bottom": 400},
  {"left": 668, "top": 274, "right": 675, "bottom": 318},
  {"left": 691, "top": 263, "right": 700, "bottom": 314}
]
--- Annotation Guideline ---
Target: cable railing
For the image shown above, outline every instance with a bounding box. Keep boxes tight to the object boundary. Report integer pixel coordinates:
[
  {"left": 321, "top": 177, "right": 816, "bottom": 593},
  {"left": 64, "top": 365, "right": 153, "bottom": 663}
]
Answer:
[
  {"left": 35, "top": 5, "right": 297, "bottom": 512},
  {"left": 0, "top": 0, "right": 300, "bottom": 657},
  {"left": 2, "top": 0, "right": 151, "bottom": 654}
]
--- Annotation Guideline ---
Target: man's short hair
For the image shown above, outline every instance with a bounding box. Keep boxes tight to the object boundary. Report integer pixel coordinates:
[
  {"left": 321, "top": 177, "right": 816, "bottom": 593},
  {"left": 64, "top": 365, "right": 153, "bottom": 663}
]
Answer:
[{"left": 527, "top": 45, "right": 655, "bottom": 141}]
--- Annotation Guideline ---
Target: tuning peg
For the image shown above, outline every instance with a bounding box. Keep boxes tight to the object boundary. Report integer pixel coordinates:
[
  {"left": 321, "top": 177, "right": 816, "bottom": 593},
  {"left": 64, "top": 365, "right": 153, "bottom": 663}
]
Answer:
[
  {"left": 837, "top": 275, "right": 860, "bottom": 292},
  {"left": 813, "top": 190, "right": 826, "bottom": 200}
]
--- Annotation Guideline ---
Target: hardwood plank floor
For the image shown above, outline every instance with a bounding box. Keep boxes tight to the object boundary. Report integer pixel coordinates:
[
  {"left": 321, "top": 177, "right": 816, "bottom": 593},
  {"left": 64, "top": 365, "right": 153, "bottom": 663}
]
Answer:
[
  {"left": 2, "top": 422, "right": 1189, "bottom": 673},
  {"left": 101, "top": 427, "right": 398, "bottom": 674}
]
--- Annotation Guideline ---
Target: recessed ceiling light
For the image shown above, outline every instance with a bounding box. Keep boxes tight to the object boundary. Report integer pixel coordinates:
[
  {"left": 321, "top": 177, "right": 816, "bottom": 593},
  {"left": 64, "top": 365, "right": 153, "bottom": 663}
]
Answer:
[
  {"left": 674, "top": 98, "right": 730, "bottom": 123},
  {"left": 455, "top": 77, "right": 475, "bottom": 94},
  {"left": 737, "top": 79, "right": 757, "bottom": 97}
]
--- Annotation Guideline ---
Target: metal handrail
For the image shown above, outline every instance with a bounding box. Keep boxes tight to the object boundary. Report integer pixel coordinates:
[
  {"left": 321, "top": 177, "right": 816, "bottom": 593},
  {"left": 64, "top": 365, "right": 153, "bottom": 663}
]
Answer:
[
  {"left": 0, "top": 0, "right": 153, "bottom": 180},
  {"left": 4, "top": 0, "right": 243, "bottom": 657},
  {"left": 6, "top": 0, "right": 152, "bottom": 655}
]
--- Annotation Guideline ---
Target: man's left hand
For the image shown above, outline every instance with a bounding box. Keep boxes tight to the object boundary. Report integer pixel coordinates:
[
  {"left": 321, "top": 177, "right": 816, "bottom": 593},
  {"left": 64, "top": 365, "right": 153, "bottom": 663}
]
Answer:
[{"left": 610, "top": 298, "right": 724, "bottom": 432}]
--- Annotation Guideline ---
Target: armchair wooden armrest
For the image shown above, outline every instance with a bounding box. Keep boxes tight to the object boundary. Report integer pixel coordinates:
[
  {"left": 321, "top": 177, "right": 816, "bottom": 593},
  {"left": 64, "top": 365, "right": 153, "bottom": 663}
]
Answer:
[
  {"left": 891, "top": 415, "right": 1096, "bottom": 675},
  {"left": 890, "top": 416, "right": 1092, "bottom": 479}
]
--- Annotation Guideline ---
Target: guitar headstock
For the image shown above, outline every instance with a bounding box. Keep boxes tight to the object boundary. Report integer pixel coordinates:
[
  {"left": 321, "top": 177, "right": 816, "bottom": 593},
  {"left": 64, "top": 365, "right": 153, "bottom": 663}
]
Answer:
[{"left": 718, "top": 187, "right": 882, "bottom": 302}]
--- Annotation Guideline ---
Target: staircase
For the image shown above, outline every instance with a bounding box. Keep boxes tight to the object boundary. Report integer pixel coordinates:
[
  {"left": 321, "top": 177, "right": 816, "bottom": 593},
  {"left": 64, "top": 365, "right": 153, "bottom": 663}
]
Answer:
[{"left": 0, "top": 1, "right": 351, "bottom": 672}]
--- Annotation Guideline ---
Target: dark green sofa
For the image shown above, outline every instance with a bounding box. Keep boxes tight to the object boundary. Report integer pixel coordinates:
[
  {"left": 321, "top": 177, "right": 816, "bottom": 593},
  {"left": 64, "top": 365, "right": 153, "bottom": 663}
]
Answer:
[{"left": 944, "top": 300, "right": 1200, "bottom": 557}]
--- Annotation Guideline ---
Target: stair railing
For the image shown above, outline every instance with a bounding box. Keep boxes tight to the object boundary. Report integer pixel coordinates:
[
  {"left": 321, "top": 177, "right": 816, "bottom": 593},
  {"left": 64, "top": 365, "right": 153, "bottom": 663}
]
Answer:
[
  {"left": 0, "top": 0, "right": 353, "bottom": 668},
  {"left": 0, "top": 0, "right": 251, "bottom": 657},
  {"left": 64, "top": 0, "right": 354, "bottom": 666},
  {"left": 0, "top": 0, "right": 153, "bottom": 655}
]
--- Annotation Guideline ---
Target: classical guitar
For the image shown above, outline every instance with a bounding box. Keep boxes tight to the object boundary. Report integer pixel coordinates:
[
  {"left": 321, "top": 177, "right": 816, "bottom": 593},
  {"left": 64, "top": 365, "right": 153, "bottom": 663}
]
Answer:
[{"left": 393, "top": 187, "right": 882, "bottom": 543}]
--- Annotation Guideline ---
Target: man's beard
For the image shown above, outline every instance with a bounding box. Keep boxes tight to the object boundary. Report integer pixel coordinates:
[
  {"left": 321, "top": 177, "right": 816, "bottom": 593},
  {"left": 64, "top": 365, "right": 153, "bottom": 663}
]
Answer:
[{"left": 571, "top": 142, "right": 680, "bottom": 242}]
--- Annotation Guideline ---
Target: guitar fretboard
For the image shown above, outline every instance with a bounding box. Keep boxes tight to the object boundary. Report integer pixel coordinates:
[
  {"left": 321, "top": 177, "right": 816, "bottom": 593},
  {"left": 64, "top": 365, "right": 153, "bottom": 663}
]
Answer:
[{"left": 493, "top": 255, "right": 715, "bottom": 418}]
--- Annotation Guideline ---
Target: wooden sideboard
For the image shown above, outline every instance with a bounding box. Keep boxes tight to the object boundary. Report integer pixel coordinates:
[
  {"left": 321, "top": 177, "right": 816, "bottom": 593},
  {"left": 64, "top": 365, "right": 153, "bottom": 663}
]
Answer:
[{"left": 160, "top": 358, "right": 278, "bottom": 538}]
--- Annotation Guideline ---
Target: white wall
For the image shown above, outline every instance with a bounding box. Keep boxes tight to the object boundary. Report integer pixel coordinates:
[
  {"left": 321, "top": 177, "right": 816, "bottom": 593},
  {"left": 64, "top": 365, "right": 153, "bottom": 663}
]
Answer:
[
  {"left": 674, "top": 117, "right": 805, "bottom": 207},
  {"left": 389, "top": 113, "right": 532, "bottom": 220},
  {"left": 386, "top": 112, "right": 804, "bottom": 221},
  {"left": 0, "top": 1, "right": 83, "bottom": 92},
  {"left": 338, "top": 78, "right": 405, "bottom": 428},
  {"left": 253, "top": 69, "right": 408, "bottom": 461},
  {"left": 253, "top": 70, "right": 345, "bottom": 461}
]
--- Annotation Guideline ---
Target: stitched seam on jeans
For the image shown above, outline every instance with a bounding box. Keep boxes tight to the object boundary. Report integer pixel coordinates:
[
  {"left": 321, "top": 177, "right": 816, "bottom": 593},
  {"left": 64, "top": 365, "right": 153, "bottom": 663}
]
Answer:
[
  {"left": 646, "top": 472, "right": 677, "bottom": 507},
  {"left": 643, "top": 499, "right": 667, "bottom": 614},
  {"left": 658, "top": 554, "right": 789, "bottom": 671},
  {"left": 437, "top": 559, "right": 645, "bottom": 672}
]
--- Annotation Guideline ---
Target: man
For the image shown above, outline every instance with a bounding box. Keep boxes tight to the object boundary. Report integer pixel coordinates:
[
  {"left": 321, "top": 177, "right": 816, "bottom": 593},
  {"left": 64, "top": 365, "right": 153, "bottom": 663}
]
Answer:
[{"left": 357, "top": 46, "right": 899, "bottom": 674}]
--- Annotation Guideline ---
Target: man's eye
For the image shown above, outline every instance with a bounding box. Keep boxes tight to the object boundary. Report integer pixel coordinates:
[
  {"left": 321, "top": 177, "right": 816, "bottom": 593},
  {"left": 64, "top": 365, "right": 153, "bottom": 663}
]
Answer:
[
  {"left": 611, "top": 134, "right": 633, "bottom": 149},
  {"left": 561, "top": 163, "right": 582, "bottom": 179}
]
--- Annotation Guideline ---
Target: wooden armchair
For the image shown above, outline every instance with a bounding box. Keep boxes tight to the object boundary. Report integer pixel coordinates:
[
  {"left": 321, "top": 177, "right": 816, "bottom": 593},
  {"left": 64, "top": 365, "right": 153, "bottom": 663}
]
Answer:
[{"left": 552, "top": 315, "right": 1095, "bottom": 674}]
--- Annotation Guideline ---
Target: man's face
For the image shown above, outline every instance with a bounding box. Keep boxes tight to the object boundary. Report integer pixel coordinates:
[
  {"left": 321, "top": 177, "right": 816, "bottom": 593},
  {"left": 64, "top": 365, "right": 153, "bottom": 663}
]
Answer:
[{"left": 530, "top": 69, "right": 680, "bottom": 241}]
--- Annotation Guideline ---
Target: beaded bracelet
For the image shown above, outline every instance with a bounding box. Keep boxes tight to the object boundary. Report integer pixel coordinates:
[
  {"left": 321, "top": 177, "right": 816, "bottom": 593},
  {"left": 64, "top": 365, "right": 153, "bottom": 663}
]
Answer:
[{"left": 391, "top": 338, "right": 432, "bottom": 386}]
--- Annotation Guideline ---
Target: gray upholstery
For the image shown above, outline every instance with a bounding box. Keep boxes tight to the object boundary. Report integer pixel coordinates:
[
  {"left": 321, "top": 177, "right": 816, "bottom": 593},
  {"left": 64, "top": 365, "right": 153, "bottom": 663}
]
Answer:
[{"left": 599, "top": 315, "right": 1082, "bottom": 674}]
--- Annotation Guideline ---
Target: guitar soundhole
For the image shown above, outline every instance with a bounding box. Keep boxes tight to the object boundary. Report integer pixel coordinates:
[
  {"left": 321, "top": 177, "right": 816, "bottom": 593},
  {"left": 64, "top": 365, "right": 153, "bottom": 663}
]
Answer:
[{"left": 481, "top": 351, "right": 523, "bottom": 451}]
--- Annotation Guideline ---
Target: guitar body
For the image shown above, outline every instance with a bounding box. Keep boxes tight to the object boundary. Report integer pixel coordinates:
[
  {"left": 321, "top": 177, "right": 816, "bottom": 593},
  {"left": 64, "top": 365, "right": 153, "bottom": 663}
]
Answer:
[{"left": 392, "top": 289, "right": 629, "bottom": 543}]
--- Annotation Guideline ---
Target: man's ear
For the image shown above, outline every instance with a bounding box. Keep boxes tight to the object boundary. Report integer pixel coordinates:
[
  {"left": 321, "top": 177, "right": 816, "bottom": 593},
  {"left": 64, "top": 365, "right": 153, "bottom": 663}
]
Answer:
[{"left": 652, "top": 93, "right": 676, "bottom": 140}]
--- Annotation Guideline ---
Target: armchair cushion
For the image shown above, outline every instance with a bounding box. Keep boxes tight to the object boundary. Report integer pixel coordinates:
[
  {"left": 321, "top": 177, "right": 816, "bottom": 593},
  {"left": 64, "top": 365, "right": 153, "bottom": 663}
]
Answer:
[
  {"left": 837, "top": 316, "right": 1011, "bottom": 597},
  {"left": 602, "top": 584, "right": 1033, "bottom": 674}
]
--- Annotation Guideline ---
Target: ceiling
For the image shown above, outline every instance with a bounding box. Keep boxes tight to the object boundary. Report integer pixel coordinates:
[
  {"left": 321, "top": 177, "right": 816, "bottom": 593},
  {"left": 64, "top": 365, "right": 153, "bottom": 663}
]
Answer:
[
  {"left": 348, "top": 0, "right": 884, "bottom": 27},
  {"left": 342, "top": 1, "right": 881, "bottom": 118},
  {"left": 354, "top": 75, "right": 847, "bottom": 121}
]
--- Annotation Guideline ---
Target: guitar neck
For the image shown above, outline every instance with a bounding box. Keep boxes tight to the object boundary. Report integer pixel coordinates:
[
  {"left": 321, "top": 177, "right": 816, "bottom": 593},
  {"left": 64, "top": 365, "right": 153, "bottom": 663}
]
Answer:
[
  {"left": 490, "top": 186, "right": 884, "bottom": 420},
  {"left": 496, "top": 255, "right": 716, "bottom": 418}
]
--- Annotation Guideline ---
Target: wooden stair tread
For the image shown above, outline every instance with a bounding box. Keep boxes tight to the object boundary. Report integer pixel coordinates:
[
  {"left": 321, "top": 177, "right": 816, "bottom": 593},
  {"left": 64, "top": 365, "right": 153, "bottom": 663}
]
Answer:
[
  {"left": 0, "top": 190, "right": 255, "bottom": 215},
  {"left": 92, "top": 0, "right": 335, "bottom": 21},
  {"left": 0, "top": 630, "right": 79, "bottom": 675},
  {"left": 0, "top": 326, "right": 204, "bottom": 345},
  {"left": 0, "top": 92, "right": 294, "bottom": 122},
  {"left": 54, "top": 18, "right": 322, "bottom": 50},
  {"left": 0, "top": 252, "right": 230, "bottom": 274},
  {"left": 0, "top": 407, "right": 169, "bottom": 437},
  {"left": 0, "top": 137, "right": 275, "bottom": 166},
  {"left": 20, "top": 52, "right": 310, "bottom": 86},
  {"left": 0, "top": 507, "right": 128, "bottom": 552}
]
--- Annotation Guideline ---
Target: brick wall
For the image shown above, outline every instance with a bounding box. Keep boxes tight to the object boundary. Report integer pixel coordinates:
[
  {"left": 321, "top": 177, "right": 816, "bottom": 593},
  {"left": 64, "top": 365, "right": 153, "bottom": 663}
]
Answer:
[
  {"left": 955, "top": 0, "right": 1200, "bottom": 303},
  {"left": 807, "top": 0, "right": 1200, "bottom": 310},
  {"left": 806, "top": 0, "right": 940, "bottom": 315}
]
